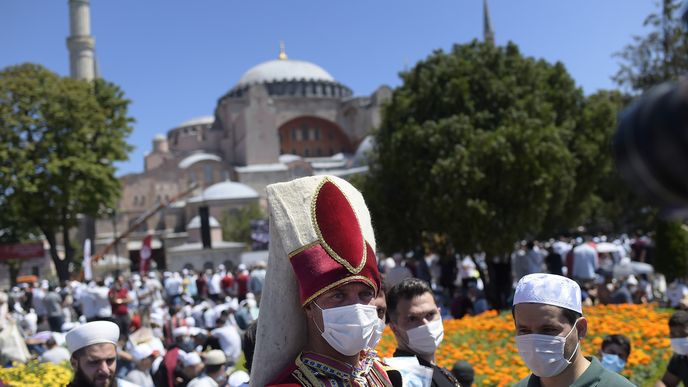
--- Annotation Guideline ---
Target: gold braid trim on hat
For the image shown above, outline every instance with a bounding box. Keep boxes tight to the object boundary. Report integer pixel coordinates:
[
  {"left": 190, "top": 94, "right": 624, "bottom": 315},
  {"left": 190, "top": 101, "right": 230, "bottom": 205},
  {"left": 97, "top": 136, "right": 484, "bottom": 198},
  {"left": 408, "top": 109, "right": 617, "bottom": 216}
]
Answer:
[
  {"left": 287, "top": 240, "right": 320, "bottom": 259},
  {"left": 302, "top": 275, "right": 377, "bottom": 306},
  {"left": 288, "top": 241, "right": 321, "bottom": 259},
  {"left": 310, "top": 177, "right": 367, "bottom": 274}
]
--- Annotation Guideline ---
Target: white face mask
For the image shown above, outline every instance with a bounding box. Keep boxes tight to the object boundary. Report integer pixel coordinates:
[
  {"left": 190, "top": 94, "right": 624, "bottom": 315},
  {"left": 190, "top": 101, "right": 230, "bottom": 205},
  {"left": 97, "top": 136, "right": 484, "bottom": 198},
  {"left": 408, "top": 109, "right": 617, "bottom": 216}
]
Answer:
[
  {"left": 369, "top": 318, "right": 386, "bottom": 350},
  {"left": 406, "top": 318, "right": 444, "bottom": 355},
  {"left": 515, "top": 319, "right": 580, "bottom": 378},
  {"left": 313, "top": 302, "right": 379, "bottom": 356},
  {"left": 671, "top": 337, "right": 688, "bottom": 355}
]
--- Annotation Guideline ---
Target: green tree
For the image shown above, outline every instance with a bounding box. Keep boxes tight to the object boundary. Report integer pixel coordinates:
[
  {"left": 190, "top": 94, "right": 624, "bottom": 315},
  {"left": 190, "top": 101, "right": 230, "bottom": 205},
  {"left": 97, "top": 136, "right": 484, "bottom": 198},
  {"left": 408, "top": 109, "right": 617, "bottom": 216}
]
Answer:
[
  {"left": 364, "top": 41, "right": 603, "bottom": 258},
  {"left": 0, "top": 63, "right": 133, "bottom": 282},
  {"left": 362, "top": 41, "right": 629, "bottom": 307},
  {"left": 614, "top": 0, "right": 688, "bottom": 93},
  {"left": 221, "top": 203, "right": 265, "bottom": 248},
  {"left": 655, "top": 221, "right": 688, "bottom": 282}
]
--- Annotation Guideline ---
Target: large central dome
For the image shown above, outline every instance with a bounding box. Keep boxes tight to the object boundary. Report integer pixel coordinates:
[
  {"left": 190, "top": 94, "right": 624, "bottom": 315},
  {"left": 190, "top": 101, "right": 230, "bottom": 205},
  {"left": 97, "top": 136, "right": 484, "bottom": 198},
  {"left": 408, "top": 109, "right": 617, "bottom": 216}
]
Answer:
[{"left": 236, "top": 59, "right": 335, "bottom": 87}]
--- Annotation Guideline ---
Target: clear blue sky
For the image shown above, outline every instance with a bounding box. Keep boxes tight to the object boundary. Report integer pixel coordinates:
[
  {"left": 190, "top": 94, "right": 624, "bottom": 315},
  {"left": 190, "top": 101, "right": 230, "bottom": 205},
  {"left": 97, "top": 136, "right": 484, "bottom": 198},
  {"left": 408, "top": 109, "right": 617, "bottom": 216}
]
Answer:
[{"left": 2, "top": 0, "right": 656, "bottom": 175}]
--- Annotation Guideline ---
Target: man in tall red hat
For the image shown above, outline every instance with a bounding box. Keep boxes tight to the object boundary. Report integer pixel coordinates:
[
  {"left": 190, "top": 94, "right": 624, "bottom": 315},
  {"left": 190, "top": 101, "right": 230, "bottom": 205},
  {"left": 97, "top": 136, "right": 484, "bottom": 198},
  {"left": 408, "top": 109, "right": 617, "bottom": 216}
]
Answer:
[{"left": 250, "top": 176, "right": 400, "bottom": 387}]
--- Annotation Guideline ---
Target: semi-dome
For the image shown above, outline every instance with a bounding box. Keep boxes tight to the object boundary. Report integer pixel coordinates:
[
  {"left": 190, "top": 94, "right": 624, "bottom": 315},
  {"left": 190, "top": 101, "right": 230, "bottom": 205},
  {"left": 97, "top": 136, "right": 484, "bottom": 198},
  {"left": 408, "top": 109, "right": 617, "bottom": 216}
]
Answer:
[
  {"left": 236, "top": 59, "right": 335, "bottom": 87},
  {"left": 188, "top": 180, "right": 259, "bottom": 203},
  {"left": 178, "top": 115, "right": 214, "bottom": 128},
  {"left": 178, "top": 152, "right": 222, "bottom": 169}
]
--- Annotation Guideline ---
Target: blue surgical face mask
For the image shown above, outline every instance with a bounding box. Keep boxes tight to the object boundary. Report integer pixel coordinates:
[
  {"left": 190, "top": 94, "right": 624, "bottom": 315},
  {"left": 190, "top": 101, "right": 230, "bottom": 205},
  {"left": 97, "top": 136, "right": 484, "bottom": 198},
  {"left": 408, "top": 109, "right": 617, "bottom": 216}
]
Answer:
[{"left": 600, "top": 352, "right": 626, "bottom": 373}]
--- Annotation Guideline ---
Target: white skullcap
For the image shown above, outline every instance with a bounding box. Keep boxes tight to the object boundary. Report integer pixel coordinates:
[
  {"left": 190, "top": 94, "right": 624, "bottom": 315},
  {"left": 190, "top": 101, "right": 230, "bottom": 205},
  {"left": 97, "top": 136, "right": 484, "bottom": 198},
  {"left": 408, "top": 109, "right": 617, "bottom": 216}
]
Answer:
[
  {"left": 204, "top": 349, "right": 227, "bottom": 366},
  {"left": 237, "top": 264, "right": 247, "bottom": 271},
  {"left": 181, "top": 351, "right": 202, "bottom": 367},
  {"left": 150, "top": 312, "right": 164, "bottom": 326},
  {"left": 172, "top": 326, "right": 190, "bottom": 338},
  {"left": 189, "top": 327, "right": 207, "bottom": 336},
  {"left": 228, "top": 370, "right": 250, "bottom": 387},
  {"left": 513, "top": 273, "right": 582, "bottom": 314},
  {"left": 131, "top": 343, "right": 154, "bottom": 362},
  {"left": 65, "top": 321, "right": 120, "bottom": 353},
  {"left": 52, "top": 332, "right": 66, "bottom": 347}
]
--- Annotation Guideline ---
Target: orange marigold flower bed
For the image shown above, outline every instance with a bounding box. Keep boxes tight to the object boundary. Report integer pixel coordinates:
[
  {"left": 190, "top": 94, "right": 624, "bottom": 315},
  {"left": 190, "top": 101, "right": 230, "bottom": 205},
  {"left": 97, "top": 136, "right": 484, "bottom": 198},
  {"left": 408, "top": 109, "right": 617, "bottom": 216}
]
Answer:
[{"left": 376, "top": 304, "right": 672, "bottom": 386}]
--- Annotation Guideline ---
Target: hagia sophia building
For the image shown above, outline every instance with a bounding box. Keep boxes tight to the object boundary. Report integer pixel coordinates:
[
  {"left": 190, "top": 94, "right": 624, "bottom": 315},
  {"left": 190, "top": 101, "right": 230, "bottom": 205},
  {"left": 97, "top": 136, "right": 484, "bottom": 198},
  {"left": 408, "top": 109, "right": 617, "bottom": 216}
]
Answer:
[
  {"left": 92, "top": 42, "right": 391, "bottom": 271},
  {"left": 0, "top": 0, "right": 495, "bottom": 285}
]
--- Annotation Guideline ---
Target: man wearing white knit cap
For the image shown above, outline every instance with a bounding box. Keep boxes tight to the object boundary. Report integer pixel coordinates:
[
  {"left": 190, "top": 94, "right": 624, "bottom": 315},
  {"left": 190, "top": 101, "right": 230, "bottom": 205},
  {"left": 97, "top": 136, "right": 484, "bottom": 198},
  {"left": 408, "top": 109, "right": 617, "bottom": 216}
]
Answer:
[
  {"left": 125, "top": 343, "right": 156, "bottom": 387},
  {"left": 65, "top": 320, "right": 120, "bottom": 387},
  {"left": 512, "top": 273, "right": 634, "bottom": 387}
]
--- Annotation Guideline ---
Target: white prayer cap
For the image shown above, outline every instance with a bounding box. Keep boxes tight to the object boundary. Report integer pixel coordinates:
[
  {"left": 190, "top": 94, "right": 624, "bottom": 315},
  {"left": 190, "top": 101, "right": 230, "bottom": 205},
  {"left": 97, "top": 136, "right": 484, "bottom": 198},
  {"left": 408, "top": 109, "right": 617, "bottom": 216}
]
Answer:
[
  {"left": 131, "top": 343, "right": 155, "bottom": 362},
  {"left": 237, "top": 264, "right": 247, "bottom": 271},
  {"left": 181, "top": 351, "right": 202, "bottom": 367},
  {"left": 189, "top": 327, "right": 207, "bottom": 336},
  {"left": 228, "top": 370, "right": 250, "bottom": 387},
  {"left": 150, "top": 312, "right": 164, "bottom": 326},
  {"left": 61, "top": 322, "right": 78, "bottom": 333},
  {"left": 65, "top": 321, "right": 120, "bottom": 353},
  {"left": 513, "top": 273, "right": 582, "bottom": 314},
  {"left": 626, "top": 274, "right": 639, "bottom": 286},
  {"left": 204, "top": 349, "right": 227, "bottom": 366},
  {"left": 52, "top": 332, "right": 66, "bottom": 347},
  {"left": 172, "top": 326, "right": 190, "bottom": 338}
]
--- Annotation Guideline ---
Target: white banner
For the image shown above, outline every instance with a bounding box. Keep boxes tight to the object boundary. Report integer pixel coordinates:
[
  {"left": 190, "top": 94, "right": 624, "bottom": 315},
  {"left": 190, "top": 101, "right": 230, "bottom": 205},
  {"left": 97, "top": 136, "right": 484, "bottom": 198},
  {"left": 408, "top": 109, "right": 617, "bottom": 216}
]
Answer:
[{"left": 83, "top": 238, "right": 92, "bottom": 281}]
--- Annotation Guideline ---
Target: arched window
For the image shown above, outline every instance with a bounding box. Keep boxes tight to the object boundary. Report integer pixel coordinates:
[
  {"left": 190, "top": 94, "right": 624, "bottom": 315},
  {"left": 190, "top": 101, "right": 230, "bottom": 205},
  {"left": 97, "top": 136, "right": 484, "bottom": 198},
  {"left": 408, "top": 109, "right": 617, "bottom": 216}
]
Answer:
[{"left": 204, "top": 165, "right": 214, "bottom": 184}]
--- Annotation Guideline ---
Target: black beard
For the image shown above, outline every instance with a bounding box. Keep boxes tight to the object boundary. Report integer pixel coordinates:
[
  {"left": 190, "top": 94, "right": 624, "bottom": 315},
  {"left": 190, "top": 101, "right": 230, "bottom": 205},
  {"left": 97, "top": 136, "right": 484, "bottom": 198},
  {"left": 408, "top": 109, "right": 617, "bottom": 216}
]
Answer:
[{"left": 69, "top": 364, "right": 116, "bottom": 387}]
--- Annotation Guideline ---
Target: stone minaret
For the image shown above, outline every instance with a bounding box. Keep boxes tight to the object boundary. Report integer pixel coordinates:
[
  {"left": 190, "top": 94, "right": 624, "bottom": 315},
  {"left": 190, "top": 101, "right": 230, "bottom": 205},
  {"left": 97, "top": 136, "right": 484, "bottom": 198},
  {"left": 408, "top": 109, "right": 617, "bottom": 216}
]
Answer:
[
  {"left": 67, "top": 0, "right": 96, "bottom": 81},
  {"left": 68, "top": 0, "right": 97, "bottom": 251},
  {"left": 483, "top": 0, "right": 495, "bottom": 45}
]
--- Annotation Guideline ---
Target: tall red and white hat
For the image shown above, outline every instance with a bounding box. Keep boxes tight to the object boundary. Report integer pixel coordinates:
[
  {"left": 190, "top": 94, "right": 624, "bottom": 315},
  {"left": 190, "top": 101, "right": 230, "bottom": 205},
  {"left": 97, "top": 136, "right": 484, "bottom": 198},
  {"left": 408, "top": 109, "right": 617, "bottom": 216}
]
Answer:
[{"left": 250, "top": 175, "right": 381, "bottom": 387}]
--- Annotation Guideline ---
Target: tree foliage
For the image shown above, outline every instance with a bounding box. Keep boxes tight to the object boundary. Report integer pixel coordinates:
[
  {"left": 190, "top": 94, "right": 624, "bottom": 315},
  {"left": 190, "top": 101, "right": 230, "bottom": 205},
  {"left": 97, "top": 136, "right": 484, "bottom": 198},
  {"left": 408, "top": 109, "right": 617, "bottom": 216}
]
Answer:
[
  {"left": 363, "top": 41, "right": 621, "bottom": 258},
  {"left": 0, "top": 63, "right": 133, "bottom": 281},
  {"left": 655, "top": 220, "right": 688, "bottom": 282},
  {"left": 614, "top": 0, "right": 688, "bottom": 93},
  {"left": 221, "top": 203, "right": 265, "bottom": 248}
]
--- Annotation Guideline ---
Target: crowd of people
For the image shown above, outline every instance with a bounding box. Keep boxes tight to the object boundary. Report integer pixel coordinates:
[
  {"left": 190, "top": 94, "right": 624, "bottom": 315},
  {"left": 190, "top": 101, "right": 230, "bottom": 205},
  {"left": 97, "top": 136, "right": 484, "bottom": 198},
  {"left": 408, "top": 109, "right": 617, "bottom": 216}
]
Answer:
[
  {"left": 0, "top": 263, "right": 268, "bottom": 386},
  {"left": 0, "top": 175, "right": 686, "bottom": 387}
]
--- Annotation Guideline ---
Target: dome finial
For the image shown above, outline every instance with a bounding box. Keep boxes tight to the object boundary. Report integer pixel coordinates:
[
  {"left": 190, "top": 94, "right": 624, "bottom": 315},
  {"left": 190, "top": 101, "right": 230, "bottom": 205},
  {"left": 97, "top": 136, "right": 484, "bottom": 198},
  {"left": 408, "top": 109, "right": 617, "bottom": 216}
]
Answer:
[{"left": 279, "top": 41, "right": 288, "bottom": 60}]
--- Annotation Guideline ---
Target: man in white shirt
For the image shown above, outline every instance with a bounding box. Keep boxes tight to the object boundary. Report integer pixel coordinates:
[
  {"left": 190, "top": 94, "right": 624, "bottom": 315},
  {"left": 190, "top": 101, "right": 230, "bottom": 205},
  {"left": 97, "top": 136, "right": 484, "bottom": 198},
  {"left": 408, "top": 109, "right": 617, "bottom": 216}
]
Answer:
[
  {"left": 208, "top": 268, "right": 223, "bottom": 302},
  {"left": 87, "top": 279, "right": 113, "bottom": 322},
  {"left": 572, "top": 241, "right": 599, "bottom": 284},
  {"left": 39, "top": 336, "right": 71, "bottom": 364},
  {"left": 188, "top": 350, "right": 228, "bottom": 387},
  {"left": 79, "top": 283, "right": 98, "bottom": 321},
  {"left": 210, "top": 317, "right": 242, "bottom": 364},
  {"left": 125, "top": 344, "right": 156, "bottom": 387},
  {"left": 164, "top": 272, "right": 183, "bottom": 305}
]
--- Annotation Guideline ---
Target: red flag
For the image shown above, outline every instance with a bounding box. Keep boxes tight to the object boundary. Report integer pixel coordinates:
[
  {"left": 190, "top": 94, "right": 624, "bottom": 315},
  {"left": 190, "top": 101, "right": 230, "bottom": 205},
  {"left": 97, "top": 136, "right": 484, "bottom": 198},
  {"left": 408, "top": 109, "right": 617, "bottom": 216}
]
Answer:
[{"left": 139, "top": 235, "right": 152, "bottom": 274}]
